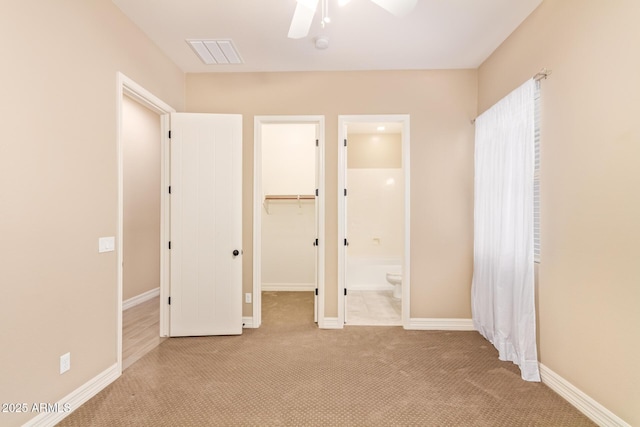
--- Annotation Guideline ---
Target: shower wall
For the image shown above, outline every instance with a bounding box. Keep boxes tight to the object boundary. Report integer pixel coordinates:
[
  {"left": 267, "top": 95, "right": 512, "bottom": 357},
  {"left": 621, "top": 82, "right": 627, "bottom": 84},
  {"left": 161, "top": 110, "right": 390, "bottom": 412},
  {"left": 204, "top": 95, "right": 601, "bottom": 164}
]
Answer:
[{"left": 261, "top": 124, "right": 316, "bottom": 290}]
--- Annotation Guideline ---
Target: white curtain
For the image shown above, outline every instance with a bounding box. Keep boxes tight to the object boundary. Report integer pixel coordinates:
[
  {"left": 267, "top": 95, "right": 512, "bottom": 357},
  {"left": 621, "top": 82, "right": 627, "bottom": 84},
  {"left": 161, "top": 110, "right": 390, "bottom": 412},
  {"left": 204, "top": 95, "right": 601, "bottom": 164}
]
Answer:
[{"left": 471, "top": 79, "right": 540, "bottom": 382}]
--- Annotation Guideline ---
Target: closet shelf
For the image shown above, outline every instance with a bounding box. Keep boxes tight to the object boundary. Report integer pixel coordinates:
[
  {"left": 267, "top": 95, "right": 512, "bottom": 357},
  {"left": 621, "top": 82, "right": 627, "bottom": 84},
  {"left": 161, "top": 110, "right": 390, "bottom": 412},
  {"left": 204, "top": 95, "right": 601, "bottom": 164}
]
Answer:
[{"left": 263, "top": 194, "right": 315, "bottom": 214}]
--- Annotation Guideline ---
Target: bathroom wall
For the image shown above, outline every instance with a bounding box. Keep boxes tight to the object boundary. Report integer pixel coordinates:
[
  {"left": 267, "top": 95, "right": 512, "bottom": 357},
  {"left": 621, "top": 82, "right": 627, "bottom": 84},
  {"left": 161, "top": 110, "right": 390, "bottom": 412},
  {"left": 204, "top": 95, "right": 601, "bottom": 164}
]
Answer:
[
  {"left": 261, "top": 124, "right": 316, "bottom": 290},
  {"left": 347, "top": 132, "right": 403, "bottom": 259},
  {"left": 122, "top": 95, "right": 161, "bottom": 301}
]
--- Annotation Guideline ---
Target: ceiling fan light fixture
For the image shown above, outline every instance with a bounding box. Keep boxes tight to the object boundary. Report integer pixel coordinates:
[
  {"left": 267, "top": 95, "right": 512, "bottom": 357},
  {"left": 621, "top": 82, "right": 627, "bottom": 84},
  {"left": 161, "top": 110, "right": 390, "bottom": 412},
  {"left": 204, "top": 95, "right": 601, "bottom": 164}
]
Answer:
[{"left": 288, "top": 0, "right": 319, "bottom": 38}]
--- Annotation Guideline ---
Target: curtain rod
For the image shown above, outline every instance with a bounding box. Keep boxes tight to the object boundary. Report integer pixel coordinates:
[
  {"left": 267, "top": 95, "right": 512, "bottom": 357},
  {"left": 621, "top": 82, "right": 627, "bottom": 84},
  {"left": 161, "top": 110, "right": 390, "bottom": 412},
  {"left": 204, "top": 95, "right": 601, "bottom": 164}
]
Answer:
[
  {"left": 533, "top": 68, "right": 552, "bottom": 81},
  {"left": 471, "top": 68, "right": 551, "bottom": 124}
]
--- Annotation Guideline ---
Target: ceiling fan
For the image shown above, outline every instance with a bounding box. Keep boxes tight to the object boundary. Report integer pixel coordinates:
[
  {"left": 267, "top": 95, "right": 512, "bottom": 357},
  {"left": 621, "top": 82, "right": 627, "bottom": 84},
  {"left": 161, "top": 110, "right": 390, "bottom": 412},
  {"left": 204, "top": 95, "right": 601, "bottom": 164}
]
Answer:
[{"left": 288, "top": 0, "right": 418, "bottom": 39}]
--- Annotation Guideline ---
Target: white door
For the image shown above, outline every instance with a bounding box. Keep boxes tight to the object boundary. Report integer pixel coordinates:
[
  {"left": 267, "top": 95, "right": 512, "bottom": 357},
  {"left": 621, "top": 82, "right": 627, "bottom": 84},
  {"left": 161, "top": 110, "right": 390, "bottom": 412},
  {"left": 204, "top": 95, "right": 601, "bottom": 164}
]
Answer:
[
  {"left": 342, "top": 126, "right": 349, "bottom": 324},
  {"left": 169, "top": 113, "right": 243, "bottom": 336},
  {"left": 314, "top": 125, "right": 320, "bottom": 323}
]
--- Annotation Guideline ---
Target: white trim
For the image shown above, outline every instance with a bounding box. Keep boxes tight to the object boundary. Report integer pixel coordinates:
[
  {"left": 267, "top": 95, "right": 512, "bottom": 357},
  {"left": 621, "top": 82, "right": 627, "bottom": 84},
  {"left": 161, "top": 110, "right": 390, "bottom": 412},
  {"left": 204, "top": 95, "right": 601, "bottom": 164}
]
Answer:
[
  {"left": 122, "top": 287, "right": 160, "bottom": 311},
  {"left": 117, "top": 72, "right": 175, "bottom": 374},
  {"left": 539, "top": 364, "right": 631, "bottom": 427},
  {"left": 337, "top": 115, "right": 411, "bottom": 328},
  {"left": 320, "top": 317, "right": 343, "bottom": 329},
  {"left": 242, "top": 316, "right": 255, "bottom": 328},
  {"left": 405, "top": 318, "right": 475, "bottom": 331},
  {"left": 23, "top": 364, "right": 120, "bottom": 427},
  {"left": 253, "top": 116, "right": 325, "bottom": 329},
  {"left": 261, "top": 283, "right": 316, "bottom": 292}
]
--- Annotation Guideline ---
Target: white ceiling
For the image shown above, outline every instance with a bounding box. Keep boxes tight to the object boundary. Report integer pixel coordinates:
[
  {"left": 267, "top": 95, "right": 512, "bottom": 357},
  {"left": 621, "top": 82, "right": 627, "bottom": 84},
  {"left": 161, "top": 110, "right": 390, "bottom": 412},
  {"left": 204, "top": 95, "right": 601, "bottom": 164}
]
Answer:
[{"left": 112, "top": 0, "right": 542, "bottom": 73}]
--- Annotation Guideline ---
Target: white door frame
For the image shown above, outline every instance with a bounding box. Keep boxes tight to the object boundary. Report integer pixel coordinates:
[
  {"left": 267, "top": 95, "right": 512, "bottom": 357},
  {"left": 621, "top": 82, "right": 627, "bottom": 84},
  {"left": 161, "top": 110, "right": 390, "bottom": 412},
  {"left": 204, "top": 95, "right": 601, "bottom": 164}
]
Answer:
[
  {"left": 253, "top": 116, "right": 325, "bottom": 328},
  {"left": 337, "top": 114, "right": 411, "bottom": 328},
  {"left": 116, "top": 72, "right": 174, "bottom": 373}
]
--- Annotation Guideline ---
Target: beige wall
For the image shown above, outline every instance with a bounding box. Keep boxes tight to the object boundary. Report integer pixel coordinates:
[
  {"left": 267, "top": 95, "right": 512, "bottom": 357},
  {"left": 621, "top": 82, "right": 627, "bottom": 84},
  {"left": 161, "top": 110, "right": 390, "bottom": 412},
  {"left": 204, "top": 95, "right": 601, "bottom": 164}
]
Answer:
[
  {"left": 186, "top": 70, "right": 477, "bottom": 318},
  {"left": 123, "top": 96, "right": 161, "bottom": 301},
  {"left": 478, "top": 1, "right": 640, "bottom": 424},
  {"left": 0, "top": 1, "right": 184, "bottom": 425}
]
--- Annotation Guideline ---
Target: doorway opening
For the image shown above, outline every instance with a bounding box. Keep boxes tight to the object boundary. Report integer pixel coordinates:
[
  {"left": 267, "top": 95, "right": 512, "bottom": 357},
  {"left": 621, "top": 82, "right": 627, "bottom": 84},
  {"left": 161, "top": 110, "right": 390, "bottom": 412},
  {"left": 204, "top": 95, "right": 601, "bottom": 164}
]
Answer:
[
  {"left": 117, "top": 73, "right": 174, "bottom": 372},
  {"left": 338, "top": 115, "right": 411, "bottom": 327},
  {"left": 121, "top": 94, "right": 163, "bottom": 369},
  {"left": 253, "top": 116, "right": 325, "bottom": 328}
]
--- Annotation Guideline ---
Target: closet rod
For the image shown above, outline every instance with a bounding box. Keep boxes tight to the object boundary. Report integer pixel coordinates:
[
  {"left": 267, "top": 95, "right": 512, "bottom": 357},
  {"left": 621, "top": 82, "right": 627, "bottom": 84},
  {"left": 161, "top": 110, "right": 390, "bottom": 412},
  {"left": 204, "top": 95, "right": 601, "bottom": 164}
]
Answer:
[{"left": 264, "top": 195, "right": 315, "bottom": 200}]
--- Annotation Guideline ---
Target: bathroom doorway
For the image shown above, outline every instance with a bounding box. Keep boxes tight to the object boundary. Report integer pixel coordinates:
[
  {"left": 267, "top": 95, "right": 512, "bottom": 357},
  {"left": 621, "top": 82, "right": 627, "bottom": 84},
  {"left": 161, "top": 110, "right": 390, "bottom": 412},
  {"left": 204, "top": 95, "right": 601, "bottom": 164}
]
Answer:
[
  {"left": 253, "top": 116, "right": 325, "bottom": 328},
  {"left": 338, "top": 115, "right": 410, "bottom": 327}
]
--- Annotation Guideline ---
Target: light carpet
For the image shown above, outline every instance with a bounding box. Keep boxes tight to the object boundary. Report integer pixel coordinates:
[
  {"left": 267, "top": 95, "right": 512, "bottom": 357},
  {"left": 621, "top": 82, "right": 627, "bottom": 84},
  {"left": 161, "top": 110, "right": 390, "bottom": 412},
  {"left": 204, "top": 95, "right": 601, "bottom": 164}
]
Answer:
[{"left": 58, "top": 291, "right": 594, "bottom": 426}]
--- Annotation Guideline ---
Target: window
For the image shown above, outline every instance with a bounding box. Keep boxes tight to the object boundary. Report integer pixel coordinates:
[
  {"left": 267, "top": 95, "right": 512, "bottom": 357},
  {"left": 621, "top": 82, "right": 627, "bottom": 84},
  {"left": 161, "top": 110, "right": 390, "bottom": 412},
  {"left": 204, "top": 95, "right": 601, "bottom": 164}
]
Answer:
[{"left": 533, "top": 81, "right": 541, "bottom": 263}]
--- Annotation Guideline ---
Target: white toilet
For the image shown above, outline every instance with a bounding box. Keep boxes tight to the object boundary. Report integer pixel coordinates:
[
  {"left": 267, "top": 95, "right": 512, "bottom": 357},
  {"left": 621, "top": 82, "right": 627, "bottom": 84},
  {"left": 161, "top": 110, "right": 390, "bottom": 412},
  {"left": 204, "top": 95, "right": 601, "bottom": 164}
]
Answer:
[{"left": 386, "top": 272, "right": 402, "bottom": 299}]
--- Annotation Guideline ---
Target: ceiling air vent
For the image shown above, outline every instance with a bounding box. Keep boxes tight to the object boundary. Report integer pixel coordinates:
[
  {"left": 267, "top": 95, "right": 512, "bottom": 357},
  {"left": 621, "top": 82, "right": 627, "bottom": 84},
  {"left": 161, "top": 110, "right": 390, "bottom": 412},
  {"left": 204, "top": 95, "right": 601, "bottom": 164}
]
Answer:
[{"left": 187, "top": 39, "right": 243, "bottom": 65}]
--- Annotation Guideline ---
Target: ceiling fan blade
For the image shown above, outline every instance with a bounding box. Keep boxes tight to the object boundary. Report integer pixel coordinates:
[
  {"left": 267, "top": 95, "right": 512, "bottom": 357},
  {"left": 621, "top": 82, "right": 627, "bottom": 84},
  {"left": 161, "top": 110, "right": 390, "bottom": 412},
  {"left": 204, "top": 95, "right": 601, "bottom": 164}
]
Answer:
[
  {"left": 369, "top": 0, "right": 417, "bottom": 17},
  {"left": 288, "top": 0, "right": 319, "bottom": 39}
]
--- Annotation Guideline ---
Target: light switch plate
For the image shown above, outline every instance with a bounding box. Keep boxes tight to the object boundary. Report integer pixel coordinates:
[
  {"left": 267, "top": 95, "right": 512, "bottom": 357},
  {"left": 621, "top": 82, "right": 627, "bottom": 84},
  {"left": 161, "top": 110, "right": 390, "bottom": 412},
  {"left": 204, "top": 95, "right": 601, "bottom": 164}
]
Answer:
[
  {"left": 98, "top": 237, "right": 115, "bottom": 253},
  {"left": 60, "top": 352, "right": 70, "bottom": 374}
]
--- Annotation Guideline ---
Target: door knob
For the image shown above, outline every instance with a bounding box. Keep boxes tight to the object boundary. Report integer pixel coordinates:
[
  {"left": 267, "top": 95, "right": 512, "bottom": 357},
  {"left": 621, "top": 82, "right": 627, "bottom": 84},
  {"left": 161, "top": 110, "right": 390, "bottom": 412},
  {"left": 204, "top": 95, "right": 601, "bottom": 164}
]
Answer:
[{"left": 233, "top": 249, "right": 240, "bottom": 256}]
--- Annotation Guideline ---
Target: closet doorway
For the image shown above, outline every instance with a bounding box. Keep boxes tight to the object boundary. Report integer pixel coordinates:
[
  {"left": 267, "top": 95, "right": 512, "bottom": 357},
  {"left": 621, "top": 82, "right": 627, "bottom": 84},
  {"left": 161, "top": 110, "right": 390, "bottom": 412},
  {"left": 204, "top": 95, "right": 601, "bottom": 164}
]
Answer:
[
  {"left": 253, "top": 116, "right": 325, "bottom": 328},
  {"left": 338, "top": 115, "right": 411, "bottom": 327}
]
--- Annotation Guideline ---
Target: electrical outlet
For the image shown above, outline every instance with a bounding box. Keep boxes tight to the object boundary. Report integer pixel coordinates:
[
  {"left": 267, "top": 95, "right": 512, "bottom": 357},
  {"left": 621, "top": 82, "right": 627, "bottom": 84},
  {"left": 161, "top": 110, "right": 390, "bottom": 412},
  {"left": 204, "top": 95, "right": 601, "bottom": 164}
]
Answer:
[
  {"left": 60, "top": 352, "right": 71, "bottom": 374},
  {"left": 245, "top": 293, "right": 252, "bottom": 304}
]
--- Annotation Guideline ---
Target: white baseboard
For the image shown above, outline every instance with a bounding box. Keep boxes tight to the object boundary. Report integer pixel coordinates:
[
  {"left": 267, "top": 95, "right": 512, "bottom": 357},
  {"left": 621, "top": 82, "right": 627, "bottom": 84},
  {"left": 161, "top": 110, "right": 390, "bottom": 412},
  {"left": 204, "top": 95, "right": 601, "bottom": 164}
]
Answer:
[
  {"left": 539, "top": 364, "right": 630, "bottom": 427},
  {"left": 24, "top": 363, "right": 120, "bottom": 427},
  {"left": 320, "top": 317, "right": 343, "bottom": 329},
  {"left": 405, "top": 318, "right": 474, "bottom": 331},
  {"left": 122, "top": 287, "right": 160, "bottom": 311},
  {"left": 242, "top": 316, "right": 255, "bottom": 329},
  {"left": 262, "top": 283, "right": 315, "bottom": 292}
]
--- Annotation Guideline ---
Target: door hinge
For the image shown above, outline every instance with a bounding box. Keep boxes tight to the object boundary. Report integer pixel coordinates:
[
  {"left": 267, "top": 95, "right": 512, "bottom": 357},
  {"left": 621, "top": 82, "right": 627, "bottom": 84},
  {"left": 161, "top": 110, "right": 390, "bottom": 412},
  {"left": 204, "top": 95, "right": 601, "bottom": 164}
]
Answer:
[
  {"left": 315, "top": 288, "right": 318, "bottom": 296},
  {"left": 168, "top": 130, "right": 172, "bottom": 139},
  {"left": 344, "top": 288, "right": 347, "bottom": 296},
  {"left": 344, "top": 238, "right": 349, "bottom": 246},
  {"left": 168, "top": 296, "right": 171, "bottom": 305},
  {"left": 344, "top": 188, "right": 347, "bottom": 196},
  {"left": 315, "top": 189, "right": 318, "bottom": 197},
  {"left": 315, "top": 139, "right": 319, "bottom": 147},
  {"left": 168, "top": 185, "right": 171, "bottom": 194},
  {"left": 168, "top": 241, "right": 171, "bottom": 249},
  {"left": 344, "top": 139, "right": 347, "bottom": 147},
  {"left": 313, "top": 238, "right": 319, "bottom": 247}
]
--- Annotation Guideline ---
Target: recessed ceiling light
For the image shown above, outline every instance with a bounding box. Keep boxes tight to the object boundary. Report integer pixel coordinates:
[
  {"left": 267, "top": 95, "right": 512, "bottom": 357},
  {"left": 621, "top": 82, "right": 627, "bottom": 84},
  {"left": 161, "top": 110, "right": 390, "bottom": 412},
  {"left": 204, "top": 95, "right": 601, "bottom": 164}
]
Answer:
[
  {"left": 187, "top": 39, "right": 243, "bottom": 65},
  {"left": 377, "top": 126, "right": 386, "bottom": 131}
]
